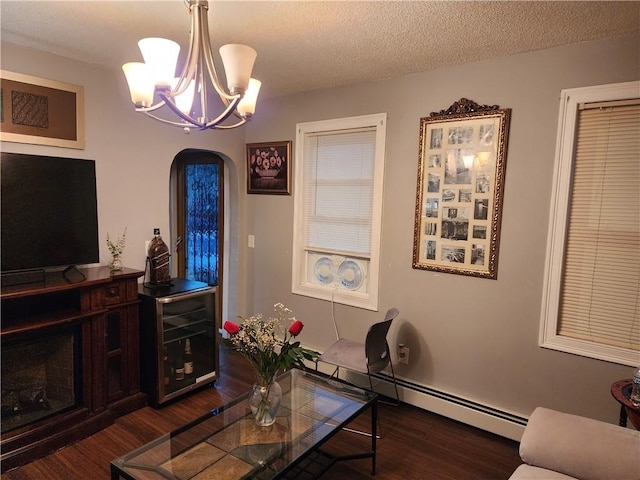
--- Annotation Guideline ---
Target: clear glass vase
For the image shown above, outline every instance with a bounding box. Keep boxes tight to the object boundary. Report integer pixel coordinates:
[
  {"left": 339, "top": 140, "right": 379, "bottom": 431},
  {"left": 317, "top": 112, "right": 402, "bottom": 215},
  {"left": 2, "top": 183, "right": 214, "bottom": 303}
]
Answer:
[
  {"left": 109, "top": 255, "right": 123, "bottom": 272},
  {"left": 249, "top": 379, "right": 282, "bottom": 426}
]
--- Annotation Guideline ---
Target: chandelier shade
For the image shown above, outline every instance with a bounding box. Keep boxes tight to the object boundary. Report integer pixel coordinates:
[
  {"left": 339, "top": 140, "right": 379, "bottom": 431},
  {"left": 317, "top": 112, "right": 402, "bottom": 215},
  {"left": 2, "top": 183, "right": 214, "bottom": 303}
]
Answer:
[
  {"left": 219, "top": 44, "right": 257, "bottom": 93},
  {"left": 172, "top": 78, "right": 196, "bottom": 114},
  {"left": 237, "top": 78, "right": 262, "bottom": 117},
  {"left": 122, "top": 62, "right": 155, "bottom": 107},
  {"left": 138, "top": 38, "right": 181, "bottom": 88},
  {"left": 122, "top": 0, "right": 261, "bottom": 132}
]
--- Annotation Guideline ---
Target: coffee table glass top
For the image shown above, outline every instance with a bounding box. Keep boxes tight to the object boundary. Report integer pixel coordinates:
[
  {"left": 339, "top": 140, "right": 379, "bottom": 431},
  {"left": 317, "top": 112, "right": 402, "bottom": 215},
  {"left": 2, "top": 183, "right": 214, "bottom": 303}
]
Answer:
[{"left": 111, "top": 369, "right": 376, "bottom": 480}]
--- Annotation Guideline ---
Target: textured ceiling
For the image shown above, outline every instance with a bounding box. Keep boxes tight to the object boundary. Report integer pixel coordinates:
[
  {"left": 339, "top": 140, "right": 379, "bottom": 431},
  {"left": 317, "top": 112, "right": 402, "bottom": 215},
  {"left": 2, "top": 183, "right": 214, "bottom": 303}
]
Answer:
[{"left": 1, "top": 1, "right": 638, "bottom": 99}]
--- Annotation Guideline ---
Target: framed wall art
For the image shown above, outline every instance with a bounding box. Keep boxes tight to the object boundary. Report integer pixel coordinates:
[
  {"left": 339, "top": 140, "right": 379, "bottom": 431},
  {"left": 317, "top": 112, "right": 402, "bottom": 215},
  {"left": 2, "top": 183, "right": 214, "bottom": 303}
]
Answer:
[
  {"left": 0, "top": 70, "right": 85, "bottom": 149},
  {"left": 412, "top": 98, "right": 511, "bottom": 279},
  {"left": 246, "top": 140, "right": 291, "bottom": 195}
]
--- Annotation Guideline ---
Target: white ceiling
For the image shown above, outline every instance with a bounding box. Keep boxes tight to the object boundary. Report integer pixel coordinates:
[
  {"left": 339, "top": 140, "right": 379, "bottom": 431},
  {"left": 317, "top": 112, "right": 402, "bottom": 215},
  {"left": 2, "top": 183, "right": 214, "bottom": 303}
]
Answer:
[{"left": 1, "top": 1, "right": 638, "bottom": 99}]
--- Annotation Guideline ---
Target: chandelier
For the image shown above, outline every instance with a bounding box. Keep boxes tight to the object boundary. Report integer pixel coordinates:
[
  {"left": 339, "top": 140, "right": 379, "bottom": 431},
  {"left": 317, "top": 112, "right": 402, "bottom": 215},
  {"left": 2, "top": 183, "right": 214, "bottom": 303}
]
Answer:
[{"left": 122, "top": 0, "right": 260, "bottom": 132}]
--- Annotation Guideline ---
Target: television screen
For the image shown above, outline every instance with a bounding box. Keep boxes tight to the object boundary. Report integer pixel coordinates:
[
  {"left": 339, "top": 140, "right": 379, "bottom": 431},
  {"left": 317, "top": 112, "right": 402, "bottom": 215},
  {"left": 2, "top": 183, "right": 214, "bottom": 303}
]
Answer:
[{"left": 1, "top": 153, "right": 99, "bottom": 272}]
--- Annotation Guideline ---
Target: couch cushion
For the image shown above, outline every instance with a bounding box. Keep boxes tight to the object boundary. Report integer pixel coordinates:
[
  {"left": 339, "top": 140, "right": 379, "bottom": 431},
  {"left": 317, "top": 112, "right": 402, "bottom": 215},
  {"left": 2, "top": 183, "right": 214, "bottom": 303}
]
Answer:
[
  {"left": 519, "top": 407, "right": 640, "bottom": 480},
  {"left": 509, "top": 464, "right": 577, "bottom": 480}
]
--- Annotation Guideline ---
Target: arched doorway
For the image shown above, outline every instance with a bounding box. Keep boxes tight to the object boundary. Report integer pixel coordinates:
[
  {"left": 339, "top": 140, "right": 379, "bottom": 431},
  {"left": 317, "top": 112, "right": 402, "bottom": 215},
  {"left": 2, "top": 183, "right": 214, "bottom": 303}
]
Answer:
[{"left": 172, "top": 149, "right": 224, "bottom": 322}]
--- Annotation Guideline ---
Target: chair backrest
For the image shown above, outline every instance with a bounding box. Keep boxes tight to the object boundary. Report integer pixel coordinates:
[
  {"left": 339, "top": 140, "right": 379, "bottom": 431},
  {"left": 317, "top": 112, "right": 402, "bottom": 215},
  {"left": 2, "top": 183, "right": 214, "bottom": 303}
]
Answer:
[{"left": 365, "top": 307, "right": 399, "bottom": 372}]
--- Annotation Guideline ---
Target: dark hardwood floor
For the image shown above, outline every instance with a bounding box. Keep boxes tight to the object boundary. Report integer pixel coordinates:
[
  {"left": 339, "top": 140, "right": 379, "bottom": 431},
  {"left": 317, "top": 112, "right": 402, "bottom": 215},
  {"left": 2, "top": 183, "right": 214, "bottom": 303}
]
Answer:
[{"left": 1, "top": 346, "right": 521, "bottom": 480}]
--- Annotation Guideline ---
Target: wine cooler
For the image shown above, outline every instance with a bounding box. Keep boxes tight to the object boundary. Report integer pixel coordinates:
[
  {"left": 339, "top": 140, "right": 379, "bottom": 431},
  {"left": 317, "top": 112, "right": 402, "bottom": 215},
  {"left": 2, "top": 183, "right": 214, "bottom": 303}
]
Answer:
[{"left": 138, "top": 279, "right": 218, "bottom": 406}]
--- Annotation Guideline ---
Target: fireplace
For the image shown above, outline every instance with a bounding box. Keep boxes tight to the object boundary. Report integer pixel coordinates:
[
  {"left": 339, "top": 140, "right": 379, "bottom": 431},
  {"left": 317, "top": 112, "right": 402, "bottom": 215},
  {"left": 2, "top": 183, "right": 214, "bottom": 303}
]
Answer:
[
  {"left": 1, "top": 330, "right": 80, "bottom": 433},
  {"left": 1, "top": 267, "right": 146, "bottom": 472}
]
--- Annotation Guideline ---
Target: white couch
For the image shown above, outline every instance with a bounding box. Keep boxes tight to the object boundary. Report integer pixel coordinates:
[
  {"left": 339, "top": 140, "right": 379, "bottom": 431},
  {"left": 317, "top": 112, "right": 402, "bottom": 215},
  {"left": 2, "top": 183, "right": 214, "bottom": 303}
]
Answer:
[{"left": 509, "top": 407, "right": 640, "bottom": 480}]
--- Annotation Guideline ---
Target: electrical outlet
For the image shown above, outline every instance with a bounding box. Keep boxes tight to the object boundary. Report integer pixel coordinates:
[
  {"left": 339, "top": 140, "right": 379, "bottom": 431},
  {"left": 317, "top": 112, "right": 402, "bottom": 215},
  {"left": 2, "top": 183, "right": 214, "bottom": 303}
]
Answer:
[
  {"left": 144, "top": 240, "right": 150, "bottom": 257},
  {"left": 398, "top": 344, "right": 410, "bottom": 365},
  {"left": 248, "top": 235, "right": 255, "bottom": 248}
]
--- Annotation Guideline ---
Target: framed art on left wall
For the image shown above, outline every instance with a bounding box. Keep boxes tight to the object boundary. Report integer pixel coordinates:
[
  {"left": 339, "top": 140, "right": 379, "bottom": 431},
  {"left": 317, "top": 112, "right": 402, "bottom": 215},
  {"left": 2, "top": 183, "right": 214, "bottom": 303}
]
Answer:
[
  {"left": 0, "top": 70, "right": 85, "bottom": 149},
  {"left": 246, "top": 141, "right": 292, "bottom": 195}
]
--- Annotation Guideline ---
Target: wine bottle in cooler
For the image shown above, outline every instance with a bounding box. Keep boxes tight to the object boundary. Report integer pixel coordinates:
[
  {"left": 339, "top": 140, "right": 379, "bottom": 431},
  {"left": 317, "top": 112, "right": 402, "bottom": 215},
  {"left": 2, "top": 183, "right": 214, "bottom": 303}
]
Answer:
[
  {"left": 184, "top": 338, "right": 194, "bottom": 375},
  {"left": 174, "top": 340, "right": 185, "bottom": 381},
  {"left": 163, "top": 346, "right": 171, "bottom": 386}
]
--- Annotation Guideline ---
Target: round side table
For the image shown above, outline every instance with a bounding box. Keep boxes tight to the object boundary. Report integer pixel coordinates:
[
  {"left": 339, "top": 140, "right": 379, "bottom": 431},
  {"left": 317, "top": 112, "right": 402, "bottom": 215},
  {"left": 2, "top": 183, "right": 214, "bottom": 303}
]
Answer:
[{"left": 610, "top": 379, "right": 640, "bottom": 430}]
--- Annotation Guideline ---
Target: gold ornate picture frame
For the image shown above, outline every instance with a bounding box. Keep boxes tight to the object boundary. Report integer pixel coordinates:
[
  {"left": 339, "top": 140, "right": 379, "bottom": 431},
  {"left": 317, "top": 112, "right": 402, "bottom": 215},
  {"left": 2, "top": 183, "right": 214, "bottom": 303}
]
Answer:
[
  {"left": 1, "top": 70, "right": 85, "bottom": 149},
  {"left": 412, "top": 98, "right": 511, "bottom": 279}
]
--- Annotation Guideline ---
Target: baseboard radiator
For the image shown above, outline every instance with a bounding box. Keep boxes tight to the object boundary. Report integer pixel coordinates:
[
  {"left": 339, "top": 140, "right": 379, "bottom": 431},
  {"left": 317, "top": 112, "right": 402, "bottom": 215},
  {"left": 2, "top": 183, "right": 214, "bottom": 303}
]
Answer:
[{"left": 313, "top": 361, "right": 527, "bottom": 442}]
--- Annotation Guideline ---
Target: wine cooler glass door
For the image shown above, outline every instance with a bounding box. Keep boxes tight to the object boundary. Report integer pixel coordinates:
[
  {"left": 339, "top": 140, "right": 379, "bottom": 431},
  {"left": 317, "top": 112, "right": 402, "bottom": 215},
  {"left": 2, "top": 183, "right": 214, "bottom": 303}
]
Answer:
[{"left": 157, "top": 287, "right": 217, "bottom": 403}]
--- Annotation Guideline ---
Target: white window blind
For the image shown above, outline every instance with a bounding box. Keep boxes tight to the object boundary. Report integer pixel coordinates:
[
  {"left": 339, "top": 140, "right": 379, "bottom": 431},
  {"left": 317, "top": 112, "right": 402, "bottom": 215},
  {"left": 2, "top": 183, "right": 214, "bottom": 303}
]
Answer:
[
  {"left": 302, "top": 129, "right": 376, "bottom": 257},
  {"left": 558, "top": 102, "right": 640, "bottom": 351},
  {"left": 292, "top": 113, "right": 387, "bottom": 311}
]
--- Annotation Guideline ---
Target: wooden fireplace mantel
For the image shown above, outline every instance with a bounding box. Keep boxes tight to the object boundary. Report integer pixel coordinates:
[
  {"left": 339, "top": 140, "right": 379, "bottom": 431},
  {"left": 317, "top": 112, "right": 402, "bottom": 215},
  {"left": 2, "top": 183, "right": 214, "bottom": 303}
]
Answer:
[{"left": 0, "top": 266, "right": 146, "bottom": 472}]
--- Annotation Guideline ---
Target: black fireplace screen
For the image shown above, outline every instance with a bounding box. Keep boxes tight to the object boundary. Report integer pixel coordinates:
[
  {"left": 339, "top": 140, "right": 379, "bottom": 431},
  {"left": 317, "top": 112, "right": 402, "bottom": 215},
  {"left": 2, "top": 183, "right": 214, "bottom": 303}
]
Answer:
[{"left": 1, "top": 332, "right": 78, "bottom": 433}]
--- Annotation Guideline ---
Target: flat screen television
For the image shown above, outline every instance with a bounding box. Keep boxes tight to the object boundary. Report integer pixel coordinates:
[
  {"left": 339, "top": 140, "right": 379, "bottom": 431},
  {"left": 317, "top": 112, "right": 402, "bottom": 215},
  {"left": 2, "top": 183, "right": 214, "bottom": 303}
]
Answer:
[{"left": 1, "top": 153, "right": 99, "bottom": 277}]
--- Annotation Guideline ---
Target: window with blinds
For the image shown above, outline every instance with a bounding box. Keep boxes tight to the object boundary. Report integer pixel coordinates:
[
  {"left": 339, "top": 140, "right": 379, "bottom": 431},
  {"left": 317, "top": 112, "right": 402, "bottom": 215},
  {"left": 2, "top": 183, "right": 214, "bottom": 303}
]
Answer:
[
  {"left": 302, "top": 129, "right": 376, "bottom": 256},
  {"left": 541, "top": 82, "right": 640, "bottom": 365},
  {"left": 292, "top": 114, "right": 387, "bottom": 311}
]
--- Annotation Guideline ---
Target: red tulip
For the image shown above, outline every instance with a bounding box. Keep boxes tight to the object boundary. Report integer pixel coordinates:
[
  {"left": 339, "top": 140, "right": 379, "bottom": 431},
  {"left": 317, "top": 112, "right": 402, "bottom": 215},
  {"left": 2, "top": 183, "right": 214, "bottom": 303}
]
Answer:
[
  {"left": 223, "top": 321, "right": 240, "bottom": 335},
  {"left": 288, "top": 319, "right": 304, "bottom": 336}
]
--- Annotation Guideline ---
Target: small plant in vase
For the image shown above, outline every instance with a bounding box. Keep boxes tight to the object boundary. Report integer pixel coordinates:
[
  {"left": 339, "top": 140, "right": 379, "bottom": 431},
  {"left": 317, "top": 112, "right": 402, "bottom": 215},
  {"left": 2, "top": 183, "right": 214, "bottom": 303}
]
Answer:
[
  {"left": 223, "top": 303, "right": 318, "bottom": 426},
  {"left": 106, "top": 227, "right": 127, "bottom": 272}
]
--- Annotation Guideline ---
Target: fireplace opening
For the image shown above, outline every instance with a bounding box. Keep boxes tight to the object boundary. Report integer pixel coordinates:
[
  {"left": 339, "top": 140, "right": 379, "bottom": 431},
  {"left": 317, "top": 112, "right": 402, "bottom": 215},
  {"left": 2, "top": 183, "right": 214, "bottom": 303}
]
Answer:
[{"left": 1, "top": 331, "right": 80, "bottom": 433}]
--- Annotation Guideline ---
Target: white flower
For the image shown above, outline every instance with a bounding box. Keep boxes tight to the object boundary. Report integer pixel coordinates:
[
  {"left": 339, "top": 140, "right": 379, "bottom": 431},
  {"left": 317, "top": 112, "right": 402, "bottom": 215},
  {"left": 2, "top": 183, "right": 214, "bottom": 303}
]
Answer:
[{"left": 106, "top": 227, "right": 127, "bottom": 256}]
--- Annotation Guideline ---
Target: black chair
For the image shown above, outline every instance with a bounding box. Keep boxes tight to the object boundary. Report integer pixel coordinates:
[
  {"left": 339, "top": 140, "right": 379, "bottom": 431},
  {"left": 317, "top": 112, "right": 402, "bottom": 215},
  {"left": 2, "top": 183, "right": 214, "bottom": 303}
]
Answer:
[{"left": 317, "top": 307, "right": 400, "bottom": 406}]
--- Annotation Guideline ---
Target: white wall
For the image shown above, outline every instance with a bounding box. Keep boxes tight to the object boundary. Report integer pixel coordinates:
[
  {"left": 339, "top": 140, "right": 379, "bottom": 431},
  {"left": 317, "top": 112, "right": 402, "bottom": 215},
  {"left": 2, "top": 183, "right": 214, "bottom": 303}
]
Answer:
[
  {"left": 2, "top": 34, "right": 639, "bottom": 432},
  {"left": 242, "top": 34, "right": 640, "bottom": 426}
]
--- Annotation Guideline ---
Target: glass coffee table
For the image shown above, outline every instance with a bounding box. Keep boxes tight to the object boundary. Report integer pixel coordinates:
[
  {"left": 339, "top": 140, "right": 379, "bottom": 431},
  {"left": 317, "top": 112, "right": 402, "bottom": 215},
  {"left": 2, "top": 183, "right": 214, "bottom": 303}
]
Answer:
[{"left": 111, "top": 369, "right": 377, "bottom": 480}]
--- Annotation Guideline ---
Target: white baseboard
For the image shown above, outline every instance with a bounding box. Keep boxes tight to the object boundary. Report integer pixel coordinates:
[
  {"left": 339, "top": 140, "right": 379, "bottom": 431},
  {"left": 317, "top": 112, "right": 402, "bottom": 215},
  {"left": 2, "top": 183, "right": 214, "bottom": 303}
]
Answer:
[{"left": 311, "top": 360, "right": 527, "bottom": 442}]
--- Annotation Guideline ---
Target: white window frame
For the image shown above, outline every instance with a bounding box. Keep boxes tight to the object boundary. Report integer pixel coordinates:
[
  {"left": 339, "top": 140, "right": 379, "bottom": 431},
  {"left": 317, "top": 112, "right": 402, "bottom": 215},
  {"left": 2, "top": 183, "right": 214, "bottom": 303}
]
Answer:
[
  {"left": 540, "top": 81, "right": 640, "bottom": 366},
  {"left": 292, "top": 113, "right": 387, "bottom": 311}
]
